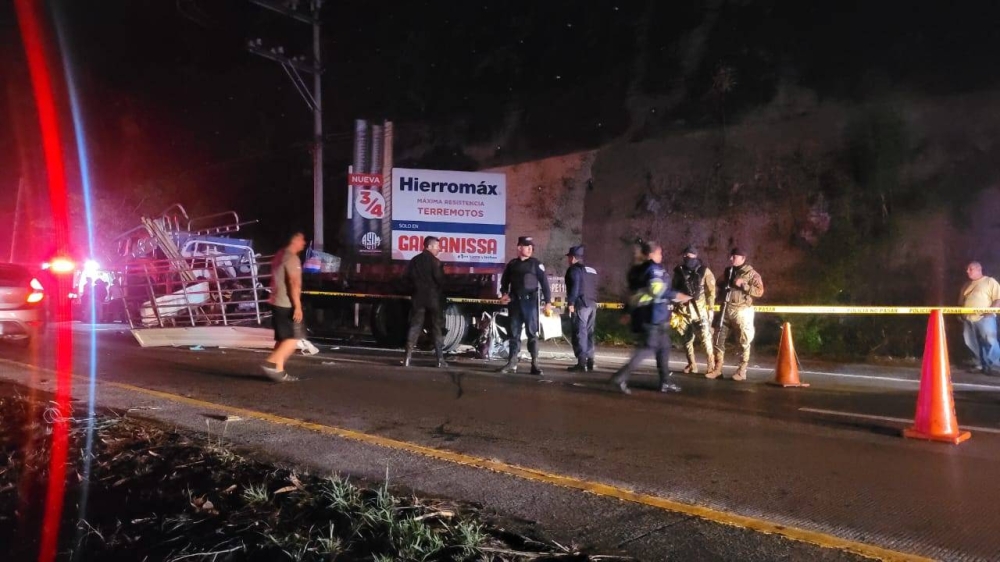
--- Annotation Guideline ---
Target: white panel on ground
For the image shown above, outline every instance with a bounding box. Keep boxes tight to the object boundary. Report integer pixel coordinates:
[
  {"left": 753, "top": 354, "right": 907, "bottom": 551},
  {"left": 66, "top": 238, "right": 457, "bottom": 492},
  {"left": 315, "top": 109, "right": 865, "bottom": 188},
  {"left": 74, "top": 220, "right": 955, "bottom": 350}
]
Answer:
[{"left": 131, "top": 326, "right": 275, "bottom": 348}]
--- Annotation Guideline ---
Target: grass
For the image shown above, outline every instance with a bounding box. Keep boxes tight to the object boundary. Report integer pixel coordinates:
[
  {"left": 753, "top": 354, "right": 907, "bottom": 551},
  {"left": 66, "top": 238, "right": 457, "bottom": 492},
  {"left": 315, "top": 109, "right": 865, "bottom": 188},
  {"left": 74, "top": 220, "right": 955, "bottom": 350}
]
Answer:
[{"left": 0, "top": 382, "right": 628, "bottom": 561}]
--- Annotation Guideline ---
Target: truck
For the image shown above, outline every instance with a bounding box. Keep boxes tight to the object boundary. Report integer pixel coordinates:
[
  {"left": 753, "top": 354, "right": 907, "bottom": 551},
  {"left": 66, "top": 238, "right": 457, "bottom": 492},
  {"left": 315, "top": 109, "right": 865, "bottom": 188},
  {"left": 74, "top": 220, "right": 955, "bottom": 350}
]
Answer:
[{"left": 300, "top": 120, "right": 564, "bottom": 354}]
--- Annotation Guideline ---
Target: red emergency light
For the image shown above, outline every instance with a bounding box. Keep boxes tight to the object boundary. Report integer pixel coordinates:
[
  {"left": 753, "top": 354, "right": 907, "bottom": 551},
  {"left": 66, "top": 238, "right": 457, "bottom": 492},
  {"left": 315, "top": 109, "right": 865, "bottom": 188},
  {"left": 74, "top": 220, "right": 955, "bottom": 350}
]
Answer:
[{"left": 44, "top": 257, "right": 76, "bottom": 274}]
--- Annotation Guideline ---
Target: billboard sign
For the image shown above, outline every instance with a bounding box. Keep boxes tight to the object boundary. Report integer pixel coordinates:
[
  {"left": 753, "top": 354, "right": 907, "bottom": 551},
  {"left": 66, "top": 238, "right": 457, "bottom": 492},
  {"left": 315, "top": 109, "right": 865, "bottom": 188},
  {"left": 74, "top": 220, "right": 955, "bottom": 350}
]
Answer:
[{"left": 391, "top": 168, "right": 506, "bottom": 263}]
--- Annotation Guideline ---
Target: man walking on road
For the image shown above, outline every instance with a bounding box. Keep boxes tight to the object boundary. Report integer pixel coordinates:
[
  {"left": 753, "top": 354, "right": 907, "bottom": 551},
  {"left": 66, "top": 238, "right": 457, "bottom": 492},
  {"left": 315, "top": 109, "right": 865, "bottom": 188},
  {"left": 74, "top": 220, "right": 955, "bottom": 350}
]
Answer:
[
  {"left": 672, "top": 245, "right": 716, "bottom": 374},
  {"left": 499, "top": 236, "right": 553, "bottom": 375},
  {"left": 262, "top": 230, "right": 307, "bottom": 382},
  {"left": 403, "top": 236, "right": 448, "bottom": 368},
  {"left": 611, "top": 241, "right": 690, "bottom": 395},
  {"left": 960, "top": 261, "right": 1000, "bottom": 374},
  {"left": 565, "top": 245, "right": 598, "bottom": 372},
  {"left": 707, "top": 248, "right": 764, "bottom": 381}
]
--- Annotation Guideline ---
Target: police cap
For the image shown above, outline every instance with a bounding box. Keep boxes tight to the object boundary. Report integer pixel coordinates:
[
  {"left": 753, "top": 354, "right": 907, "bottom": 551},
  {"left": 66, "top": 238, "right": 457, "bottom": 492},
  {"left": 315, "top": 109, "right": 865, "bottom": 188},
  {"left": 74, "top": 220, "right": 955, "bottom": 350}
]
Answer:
[
  {"left": 565, "top": 245, "right": 584, "bottom": 258},
  {"left": 730, "top": 247, "right": 747, "bottom": 257},
  {"left": 517, "top": 236, "right": 535, "bottom": 247},
  {"left": 682, "top": 245, "right": 698, "bottom": 256}
]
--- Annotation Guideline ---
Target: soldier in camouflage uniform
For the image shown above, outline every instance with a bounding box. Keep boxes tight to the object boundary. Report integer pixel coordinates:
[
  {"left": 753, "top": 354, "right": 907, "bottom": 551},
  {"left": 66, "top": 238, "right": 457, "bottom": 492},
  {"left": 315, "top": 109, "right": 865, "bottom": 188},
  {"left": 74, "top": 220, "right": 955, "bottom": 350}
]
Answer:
[
  {"left": 707, "top": 248, "right": 764, "bottom": 381},
  {"left": 672, "top": 246, "right": 716, "bottom": 374}
]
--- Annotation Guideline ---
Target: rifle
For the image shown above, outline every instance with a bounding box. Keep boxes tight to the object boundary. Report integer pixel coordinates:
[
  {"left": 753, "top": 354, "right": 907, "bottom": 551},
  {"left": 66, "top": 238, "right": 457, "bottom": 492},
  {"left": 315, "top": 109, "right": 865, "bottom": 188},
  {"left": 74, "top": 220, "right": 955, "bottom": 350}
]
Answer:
[
  {"left": 714, "top": 266, "right": 735, "bottom": 347},
  {"left": 677, "top": 265, "right": 701, "bottom": 323}
]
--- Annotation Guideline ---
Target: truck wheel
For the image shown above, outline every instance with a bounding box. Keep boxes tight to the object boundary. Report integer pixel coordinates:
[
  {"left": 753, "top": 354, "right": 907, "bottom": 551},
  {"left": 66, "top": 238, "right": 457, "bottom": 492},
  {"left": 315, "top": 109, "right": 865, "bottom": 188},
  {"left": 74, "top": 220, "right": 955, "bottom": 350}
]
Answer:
[
  {"left": 370, "top": 301, "right": 409, "bottom": 348},
  {"left": 441, "top": 304, "right": 469, "bottom": 353}
]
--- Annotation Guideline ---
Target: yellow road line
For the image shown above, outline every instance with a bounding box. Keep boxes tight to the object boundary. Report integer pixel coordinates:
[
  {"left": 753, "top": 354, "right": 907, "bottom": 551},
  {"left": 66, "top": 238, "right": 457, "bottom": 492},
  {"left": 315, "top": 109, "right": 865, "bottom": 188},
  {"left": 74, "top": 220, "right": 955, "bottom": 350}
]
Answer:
[
  {"left": 113, "top": 382, "right": 929, "bottom": 561},
  {"left": 0, "top": 357, "right": 930, "bottom": 562}
]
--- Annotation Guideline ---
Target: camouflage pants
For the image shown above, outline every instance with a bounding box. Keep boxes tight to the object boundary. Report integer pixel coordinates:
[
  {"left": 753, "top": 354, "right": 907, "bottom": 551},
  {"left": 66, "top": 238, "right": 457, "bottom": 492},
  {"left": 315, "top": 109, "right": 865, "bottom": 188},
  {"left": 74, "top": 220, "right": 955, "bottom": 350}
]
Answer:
[
  {"left": 676, "top": 301, "right": 714, "bottom": 364},
  {"left": 715, "top": 305, "right": 755, "bottom": 369}
]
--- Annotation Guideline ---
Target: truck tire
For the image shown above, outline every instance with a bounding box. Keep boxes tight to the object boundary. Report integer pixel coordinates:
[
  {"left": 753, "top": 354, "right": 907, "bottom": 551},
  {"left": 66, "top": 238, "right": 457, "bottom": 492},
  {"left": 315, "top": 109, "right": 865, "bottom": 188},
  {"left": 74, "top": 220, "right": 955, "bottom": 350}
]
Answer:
[
  {"left": 441, "top": 304, "right": 469, "bottom": 353},
  {"left": 370, "top": 301, "right": 409, "bottom": 348}
]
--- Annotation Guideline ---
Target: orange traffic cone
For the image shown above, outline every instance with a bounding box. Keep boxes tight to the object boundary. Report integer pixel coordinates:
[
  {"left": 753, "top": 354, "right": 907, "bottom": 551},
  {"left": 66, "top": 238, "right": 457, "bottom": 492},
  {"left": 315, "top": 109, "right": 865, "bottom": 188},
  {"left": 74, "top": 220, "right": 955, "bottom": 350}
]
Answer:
[
  {"left": 903, "top": 309, "right": 971, "bottom": 444},
  {"left": 769, "top": 322, "right": 809, "bottom": 387}
]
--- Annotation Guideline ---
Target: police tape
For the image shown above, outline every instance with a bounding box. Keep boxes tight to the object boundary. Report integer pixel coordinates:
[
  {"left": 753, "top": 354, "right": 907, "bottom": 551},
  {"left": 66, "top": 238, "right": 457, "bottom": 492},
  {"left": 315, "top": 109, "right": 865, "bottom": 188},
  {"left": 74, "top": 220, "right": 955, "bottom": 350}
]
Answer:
[
  {"left": 303, "top": 292, "right": 1000, "bottom": 315},
  {"left": 736, "top": 305, "right": 1000, "bottom": 315}
]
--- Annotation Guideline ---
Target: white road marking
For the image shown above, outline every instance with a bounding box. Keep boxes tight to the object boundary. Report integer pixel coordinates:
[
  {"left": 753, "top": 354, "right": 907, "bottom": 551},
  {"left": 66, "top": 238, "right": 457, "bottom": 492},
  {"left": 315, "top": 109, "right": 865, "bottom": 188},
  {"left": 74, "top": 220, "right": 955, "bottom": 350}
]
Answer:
[
  {"left": 208, "top": 343, "right": 1000, "bottom": 391},
  {"left": 799, "top": 407, "right": 1000, "bottom": 434}
]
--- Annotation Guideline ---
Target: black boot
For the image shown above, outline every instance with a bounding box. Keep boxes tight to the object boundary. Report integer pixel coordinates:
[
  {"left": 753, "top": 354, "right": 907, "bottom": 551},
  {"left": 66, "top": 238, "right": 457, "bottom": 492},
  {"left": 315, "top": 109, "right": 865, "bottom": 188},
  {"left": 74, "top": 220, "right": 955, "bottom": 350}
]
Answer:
[
  {"left": 567, "top": 361, "right": 587, "bottom": 372},
  {"left": 586, "top": 357, "right": 595, "bottom": 372},
  {"left": 435, "top": 345, "right": 448, "bottom": 369},
  {"left": 500, "top": 340, "right": 520, "bottom": 373},
  {"left": 528, "top": 341, "right": 543, "bottom": 375}
]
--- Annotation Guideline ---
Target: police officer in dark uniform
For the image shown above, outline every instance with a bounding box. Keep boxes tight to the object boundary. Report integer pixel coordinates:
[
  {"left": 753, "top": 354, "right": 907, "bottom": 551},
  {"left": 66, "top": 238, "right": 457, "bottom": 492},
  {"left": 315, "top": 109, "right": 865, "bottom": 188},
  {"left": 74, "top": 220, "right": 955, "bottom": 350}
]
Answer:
[
  {"left": 403, "top": 236, "right": 447, "bottom": 368},
  {"left": 565, "top": 245, "right": 598, "bottom": 371},
  {"left": 499, "top": 236, "right": 553, "bottom": 375},
  {"left": 611, "top": 241, "right": 690, "bottom": 395}
]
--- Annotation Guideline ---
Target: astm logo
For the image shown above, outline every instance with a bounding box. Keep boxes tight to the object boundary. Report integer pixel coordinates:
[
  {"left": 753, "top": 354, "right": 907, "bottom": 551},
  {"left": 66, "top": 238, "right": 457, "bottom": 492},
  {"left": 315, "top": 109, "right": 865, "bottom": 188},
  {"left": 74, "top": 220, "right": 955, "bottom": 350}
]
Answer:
[{"left": 360, "top": 231, "right": 382, "bottom": 251}]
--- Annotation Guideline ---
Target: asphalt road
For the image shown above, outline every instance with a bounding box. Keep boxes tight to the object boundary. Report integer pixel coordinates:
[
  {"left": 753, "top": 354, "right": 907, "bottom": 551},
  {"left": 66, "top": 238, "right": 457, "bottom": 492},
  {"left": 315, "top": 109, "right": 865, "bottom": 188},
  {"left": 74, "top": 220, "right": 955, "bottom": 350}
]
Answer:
[{"left": 2, "top": 325, "right": 999, "bottom": 561}]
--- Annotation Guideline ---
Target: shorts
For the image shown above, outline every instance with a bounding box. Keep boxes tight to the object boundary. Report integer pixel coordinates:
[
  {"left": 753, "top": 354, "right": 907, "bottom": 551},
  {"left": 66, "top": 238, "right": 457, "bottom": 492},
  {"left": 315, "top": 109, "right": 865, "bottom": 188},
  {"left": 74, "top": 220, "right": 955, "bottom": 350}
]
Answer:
[{"left": 272, "top": 306, "right": 306, "bottom": 342}]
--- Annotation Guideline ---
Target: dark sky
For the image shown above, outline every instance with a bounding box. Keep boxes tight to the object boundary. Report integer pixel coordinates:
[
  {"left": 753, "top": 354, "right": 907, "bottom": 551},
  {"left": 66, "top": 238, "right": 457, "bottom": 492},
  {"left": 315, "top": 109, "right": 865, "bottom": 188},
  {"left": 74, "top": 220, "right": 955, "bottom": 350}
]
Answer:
[{"left": 2, "top": 0, "right": 1000, "bottom": 254}]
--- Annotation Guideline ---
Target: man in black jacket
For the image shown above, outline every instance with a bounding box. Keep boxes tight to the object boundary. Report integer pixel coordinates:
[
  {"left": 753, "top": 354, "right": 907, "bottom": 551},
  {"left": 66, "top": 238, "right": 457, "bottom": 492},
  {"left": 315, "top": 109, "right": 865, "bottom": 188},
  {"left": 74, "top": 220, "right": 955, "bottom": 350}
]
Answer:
[
  {"left": 565, "top": 245, "right": 598, "bottom": 371},
  {"left": 403, "top": 236, "right": 447, "bottom": 368}
]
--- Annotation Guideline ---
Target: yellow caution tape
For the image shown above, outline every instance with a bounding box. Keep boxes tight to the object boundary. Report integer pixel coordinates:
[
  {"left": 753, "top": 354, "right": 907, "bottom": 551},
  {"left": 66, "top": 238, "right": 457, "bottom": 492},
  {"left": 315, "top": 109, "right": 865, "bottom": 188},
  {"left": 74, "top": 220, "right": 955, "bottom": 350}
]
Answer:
[
  {"left": 745, "top": 305, "right": 1000, "bottom": 315},
  {"left": 304, "top": 291, "right": 999, "bottom": 315}
]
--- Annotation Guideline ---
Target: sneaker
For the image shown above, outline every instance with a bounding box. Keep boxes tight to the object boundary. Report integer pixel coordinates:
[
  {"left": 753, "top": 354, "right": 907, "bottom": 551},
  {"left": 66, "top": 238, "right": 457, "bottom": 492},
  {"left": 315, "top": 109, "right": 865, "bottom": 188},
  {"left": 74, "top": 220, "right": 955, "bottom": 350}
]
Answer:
[
  {"left": 267, "top": 370, "right": 299, "bottom": 383},
  {"left": 498, "top": 364, "right": 517, "bottom": 374},
  {"left": 530, "top": 365, "right": 544, "bottom": 376},
  {"left": 436, "top": 360, "right": 449, "bottom": 369},
  {"left": 659, "top": 382, "right": 682, "bottom": 393},
  {"left": 616, "top": 380, "right": 632, "bottom": 395},
  {"left": 261, "top": 362, "right": 281, "bottom": 377}
]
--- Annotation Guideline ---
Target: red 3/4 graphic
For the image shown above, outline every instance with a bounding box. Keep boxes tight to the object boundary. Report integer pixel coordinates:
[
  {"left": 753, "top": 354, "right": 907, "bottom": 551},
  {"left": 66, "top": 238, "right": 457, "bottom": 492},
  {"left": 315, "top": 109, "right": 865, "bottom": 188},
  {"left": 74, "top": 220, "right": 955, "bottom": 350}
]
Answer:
[{"left": 355, "top": 189, "right": 385, "bottom": 219}]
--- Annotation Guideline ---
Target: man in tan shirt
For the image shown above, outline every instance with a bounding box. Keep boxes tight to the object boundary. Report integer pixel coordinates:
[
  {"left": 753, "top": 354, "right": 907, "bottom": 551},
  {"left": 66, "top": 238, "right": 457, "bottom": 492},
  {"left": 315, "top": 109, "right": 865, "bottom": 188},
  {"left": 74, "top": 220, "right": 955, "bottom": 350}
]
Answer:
[
  {"left": 960, "top": 261, "right": 1000, "bottom": 374},
  {"left": 262, "top": 231, "right": 307, "bottom": 382}
]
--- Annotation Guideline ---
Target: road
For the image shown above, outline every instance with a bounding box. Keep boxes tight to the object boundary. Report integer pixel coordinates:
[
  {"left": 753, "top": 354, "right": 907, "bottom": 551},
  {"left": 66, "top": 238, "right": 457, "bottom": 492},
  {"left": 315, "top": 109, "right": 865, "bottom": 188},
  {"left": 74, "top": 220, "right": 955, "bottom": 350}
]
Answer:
[{"left": 2, "top": 324, "right": 999, "bottom": 561}]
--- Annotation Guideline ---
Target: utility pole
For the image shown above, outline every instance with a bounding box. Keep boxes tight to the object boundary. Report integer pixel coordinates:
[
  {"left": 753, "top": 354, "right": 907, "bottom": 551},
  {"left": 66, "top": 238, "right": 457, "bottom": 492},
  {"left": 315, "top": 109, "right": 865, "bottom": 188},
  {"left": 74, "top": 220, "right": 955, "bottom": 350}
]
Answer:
[{"left": 247, "top": 0, "right": 325, "bottom": 250}]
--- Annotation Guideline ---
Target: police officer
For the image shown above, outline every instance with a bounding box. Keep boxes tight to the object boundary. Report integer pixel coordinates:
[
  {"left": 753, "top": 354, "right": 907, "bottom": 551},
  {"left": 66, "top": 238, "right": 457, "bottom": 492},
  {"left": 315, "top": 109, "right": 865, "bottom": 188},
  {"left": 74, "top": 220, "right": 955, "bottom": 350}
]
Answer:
[
  {"left": 672, "top": 245, "right": 716, "bottom": 374},
  {"left": 611, "top": 241, "right": 690, "bottom": 395},
  {"left": 564, "top": 245, "right": 598, "bottom": 372},
  {"left": 622, "top": 239, "right": 665, "bottom": 374},
  {"left": 707, "top": 247, "right": 764, "bottom": 381},
  {"left": 499, "top": 236, "right": 553, "bottom": 375},
  {"left": 403, "top": 235, "right": 447, "bottom": 368}
]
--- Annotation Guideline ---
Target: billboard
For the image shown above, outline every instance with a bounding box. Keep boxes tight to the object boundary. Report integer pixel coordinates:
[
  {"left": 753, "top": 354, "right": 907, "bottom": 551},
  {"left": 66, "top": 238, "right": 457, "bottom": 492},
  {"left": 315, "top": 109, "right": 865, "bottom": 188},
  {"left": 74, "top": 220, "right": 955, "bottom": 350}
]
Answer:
[
  {"left": 348, "top": 173, "right": 386, "bottom": 254},
  {"left": 391, "top": 168, "right": 506, "bottom": 263}
]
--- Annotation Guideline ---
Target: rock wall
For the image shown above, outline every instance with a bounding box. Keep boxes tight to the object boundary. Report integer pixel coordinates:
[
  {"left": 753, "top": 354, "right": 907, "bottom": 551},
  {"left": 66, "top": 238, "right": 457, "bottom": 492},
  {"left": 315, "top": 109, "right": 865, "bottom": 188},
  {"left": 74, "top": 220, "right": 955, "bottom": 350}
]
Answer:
[
  {"left": 580, "top": 90, "right": 1000, "bottom": 308},
  {"left": 486, "top": 150, "right": 596, "bottom": 269}
]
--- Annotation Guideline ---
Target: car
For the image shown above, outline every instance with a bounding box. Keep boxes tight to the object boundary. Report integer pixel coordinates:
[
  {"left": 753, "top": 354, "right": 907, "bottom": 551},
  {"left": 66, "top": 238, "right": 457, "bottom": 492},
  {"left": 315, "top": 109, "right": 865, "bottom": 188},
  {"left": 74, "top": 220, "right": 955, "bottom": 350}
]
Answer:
[{"left": 0, "top": 263, "right": 47, "bottom": 347}]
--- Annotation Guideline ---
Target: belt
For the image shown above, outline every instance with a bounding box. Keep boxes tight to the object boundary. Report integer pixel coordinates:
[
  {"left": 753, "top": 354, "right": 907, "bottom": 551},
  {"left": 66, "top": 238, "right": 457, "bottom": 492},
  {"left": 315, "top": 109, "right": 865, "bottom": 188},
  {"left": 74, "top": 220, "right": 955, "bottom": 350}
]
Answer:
[{"left": 513, "top": 292, "right": 538, "bottom": 300}]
